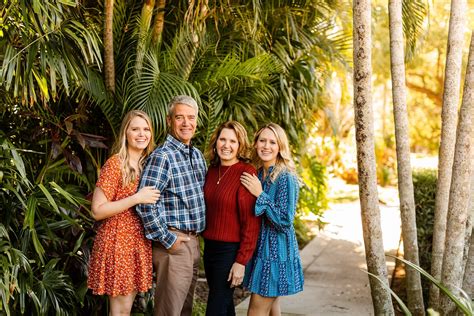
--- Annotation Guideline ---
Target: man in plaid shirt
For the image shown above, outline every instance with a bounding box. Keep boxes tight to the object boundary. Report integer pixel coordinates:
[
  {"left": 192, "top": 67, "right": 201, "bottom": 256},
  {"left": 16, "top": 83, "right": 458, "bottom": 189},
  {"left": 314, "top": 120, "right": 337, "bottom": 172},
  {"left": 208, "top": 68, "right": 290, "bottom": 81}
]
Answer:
[{"left": 136, "top": 95, "right": 206, "bottom": 316}]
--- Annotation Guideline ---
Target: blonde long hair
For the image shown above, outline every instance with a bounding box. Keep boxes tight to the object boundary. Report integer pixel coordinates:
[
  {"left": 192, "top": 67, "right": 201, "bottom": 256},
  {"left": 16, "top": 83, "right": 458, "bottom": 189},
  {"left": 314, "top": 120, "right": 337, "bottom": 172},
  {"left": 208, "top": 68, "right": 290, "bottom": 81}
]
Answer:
[
  {"left": 206, "top": 121, "right": 252, "bottom": 166},
  {"left": 252, "top": 123, "right": 295, "bottom": 182},
  {"left": 111, "top": 110, "right": 155, "bottom": 186}
]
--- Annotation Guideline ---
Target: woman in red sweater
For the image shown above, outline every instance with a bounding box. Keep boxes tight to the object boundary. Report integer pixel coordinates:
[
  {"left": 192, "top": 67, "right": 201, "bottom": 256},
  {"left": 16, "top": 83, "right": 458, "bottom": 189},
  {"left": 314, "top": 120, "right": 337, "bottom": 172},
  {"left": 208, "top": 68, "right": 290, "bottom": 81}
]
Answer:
[{"left": 202, "top": 121, "right": 261, "bottom": 315}]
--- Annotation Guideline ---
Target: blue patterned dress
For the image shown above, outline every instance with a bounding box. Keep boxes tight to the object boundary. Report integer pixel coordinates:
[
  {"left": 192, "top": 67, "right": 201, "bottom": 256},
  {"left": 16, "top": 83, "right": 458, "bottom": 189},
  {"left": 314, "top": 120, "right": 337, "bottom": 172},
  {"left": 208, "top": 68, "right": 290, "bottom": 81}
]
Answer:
[{"left": 244, "top": 167, "right": 304, "bottom": 297}]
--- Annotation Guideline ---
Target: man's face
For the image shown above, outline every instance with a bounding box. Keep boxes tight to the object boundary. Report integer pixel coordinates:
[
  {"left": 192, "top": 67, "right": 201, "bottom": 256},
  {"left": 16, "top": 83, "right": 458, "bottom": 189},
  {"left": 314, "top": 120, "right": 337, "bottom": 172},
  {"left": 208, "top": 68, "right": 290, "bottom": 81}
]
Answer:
[{"left": 167, "top": 103, "right": 197, "bottom": 145}]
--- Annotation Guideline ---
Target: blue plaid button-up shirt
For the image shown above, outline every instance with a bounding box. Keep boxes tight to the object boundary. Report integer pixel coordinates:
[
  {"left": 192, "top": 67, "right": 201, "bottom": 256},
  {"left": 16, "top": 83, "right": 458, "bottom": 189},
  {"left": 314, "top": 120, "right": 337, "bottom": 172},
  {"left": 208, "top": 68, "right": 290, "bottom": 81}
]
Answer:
[{"left": 136, "top": 134, "right": 206, "bottom": 249}]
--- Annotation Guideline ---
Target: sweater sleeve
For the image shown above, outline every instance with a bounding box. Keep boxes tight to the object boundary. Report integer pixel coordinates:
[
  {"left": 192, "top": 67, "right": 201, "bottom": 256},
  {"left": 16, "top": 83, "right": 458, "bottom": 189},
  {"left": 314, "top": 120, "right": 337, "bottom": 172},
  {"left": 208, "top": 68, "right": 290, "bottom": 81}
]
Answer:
[
  {"left": 235, "top": 166, "right": 260, "bottom": 265},
  {"left": 255, "top": 172, "right": 298, "bottom": 232}
]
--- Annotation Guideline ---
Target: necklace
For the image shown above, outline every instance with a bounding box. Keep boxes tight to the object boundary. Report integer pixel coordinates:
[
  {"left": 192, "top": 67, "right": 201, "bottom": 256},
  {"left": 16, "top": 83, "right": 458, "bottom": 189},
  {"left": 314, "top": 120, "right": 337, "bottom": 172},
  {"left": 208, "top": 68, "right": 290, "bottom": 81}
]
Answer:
[{"left": 217, "top": 164, "right": 233, "bottom": 184}]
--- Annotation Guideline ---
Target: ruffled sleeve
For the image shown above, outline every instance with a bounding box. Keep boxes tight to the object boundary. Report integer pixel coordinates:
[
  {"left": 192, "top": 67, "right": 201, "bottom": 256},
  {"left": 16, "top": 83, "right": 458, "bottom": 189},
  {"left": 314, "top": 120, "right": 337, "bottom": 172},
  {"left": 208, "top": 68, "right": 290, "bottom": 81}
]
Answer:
[
  {"left": 96, "top": 155, "right": 122, "bottom": 202},
  {"left": 255, "top": 172, "right": 298, "bottom": 232}
]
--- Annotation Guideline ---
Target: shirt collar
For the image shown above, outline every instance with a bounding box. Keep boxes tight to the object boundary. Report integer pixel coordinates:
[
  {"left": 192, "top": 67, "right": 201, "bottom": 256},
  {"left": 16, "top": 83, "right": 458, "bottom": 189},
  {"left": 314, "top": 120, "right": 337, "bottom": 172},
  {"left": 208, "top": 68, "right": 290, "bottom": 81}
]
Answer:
[
  {"left": 258, "top": 165, "right": 275, "bottom": 180},
  {"left": 166, "top": 134, "right": 193, "bottom": 155}
]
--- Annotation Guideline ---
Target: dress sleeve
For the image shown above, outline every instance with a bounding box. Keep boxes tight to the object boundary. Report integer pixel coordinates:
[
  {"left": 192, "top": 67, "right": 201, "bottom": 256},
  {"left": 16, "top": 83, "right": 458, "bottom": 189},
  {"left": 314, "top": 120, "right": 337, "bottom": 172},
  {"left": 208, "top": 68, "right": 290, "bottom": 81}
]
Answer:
[
  {"left": 135, "top": 152, "right": 177, "bottom": 248},
  {"left": 96, "top": 155, "right": 121, "bottom": 201},
  {"left": 236, "top": 165, "right": 260, "bottom": 265},
  {"left": 255, "top": 172, "right": 299, "bottom": 232}
]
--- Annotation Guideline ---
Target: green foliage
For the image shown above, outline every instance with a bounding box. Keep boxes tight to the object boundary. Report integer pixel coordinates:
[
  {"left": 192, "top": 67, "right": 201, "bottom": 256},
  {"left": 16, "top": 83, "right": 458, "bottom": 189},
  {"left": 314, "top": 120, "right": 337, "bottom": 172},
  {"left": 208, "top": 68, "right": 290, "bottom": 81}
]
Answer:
[
  {"left": 293, "top": 214, "right": 312, "bottom": 249},
  {"left": 191, "top": 300, "right": 206, "bottom": 316},
  {"left": 0, "top": 1, "right": 347, "bottom": 313},
  {"left": 368, "top": 256, "right": 474, "bottom": 316},
  {"left": 374, "top": 136, "right": 397, "bottom": 187},
  {"left": 295, "top": 154, "right": 328, "bottom": 247},
  {"left": 389, "top": 256, "right": 473, "bottom": 315},
  {"left": 368, "top": 169, "right": 445, "bottom": 315},
  {"left": 0, "top": 106, "right": 103, "bottom": 314},
  {"left": 401, "top": 0, "right": 429, "bottom": 61},
  {"left": 366, "top": 270, "right": 413, "bottom": 316},
  {"left": 413, "top": 168, "right": 437, "bottom": 304},
  {"left": 297, "top": 154, "right": 328, "bottom": 216},
  {"left": 84, "top": 0, "right": 352, "bottom": 150},
  {"left": 0, "top": 0, "right": 102, "bottom": 104}
]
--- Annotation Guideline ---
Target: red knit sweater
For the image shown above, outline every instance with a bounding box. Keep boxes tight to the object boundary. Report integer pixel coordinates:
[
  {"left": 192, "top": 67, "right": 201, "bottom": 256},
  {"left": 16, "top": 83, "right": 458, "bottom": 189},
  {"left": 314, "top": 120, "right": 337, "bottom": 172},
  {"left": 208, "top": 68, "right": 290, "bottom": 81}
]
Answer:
[{"left": 202, "top": 161, "right": 261, "bottom": 265}]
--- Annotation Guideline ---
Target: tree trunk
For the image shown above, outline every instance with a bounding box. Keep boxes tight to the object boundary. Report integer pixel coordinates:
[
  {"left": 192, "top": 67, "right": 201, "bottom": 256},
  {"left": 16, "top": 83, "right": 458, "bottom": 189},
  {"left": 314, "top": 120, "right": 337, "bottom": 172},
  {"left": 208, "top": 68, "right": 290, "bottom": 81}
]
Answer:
[
  {"left": 104, "top": 0, "right": 115, "bottom": 93},
  {"left": 429, "top": 0, "right": 467, "bottom": 309},
  {"left": 388, "top": 1, "right": 425, "bottom": 314},
  {"left": 136, "top": 0, "right": 156, "bottom": 74},
  {"left": 353, "top": 1, "right": 394, "bottom": 314},
  {"left": 463, "top": 227, "right": 474, "bottom": 298},
  {"left": 439, "top": 32, "right": 474, "bottom": 315},
  {"left": 151, "top": 0, "right": 166, "bottom": 46},
  {"left": 462, "top": 148, "right": 474, "bottom": 297},
  {"left": 180, "top": 0, "right": 209, "bottom": 80}
]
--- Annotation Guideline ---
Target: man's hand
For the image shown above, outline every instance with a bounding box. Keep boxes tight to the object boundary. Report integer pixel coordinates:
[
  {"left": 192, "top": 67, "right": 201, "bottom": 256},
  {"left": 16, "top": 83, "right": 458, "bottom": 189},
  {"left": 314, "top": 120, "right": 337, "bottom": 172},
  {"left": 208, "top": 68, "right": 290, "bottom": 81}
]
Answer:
[
  {"left": 168, "top": 235, "right": 191, "bottom": 251},
  {"left": 228, "top": 262, "right": 245, "bottom": 288}
]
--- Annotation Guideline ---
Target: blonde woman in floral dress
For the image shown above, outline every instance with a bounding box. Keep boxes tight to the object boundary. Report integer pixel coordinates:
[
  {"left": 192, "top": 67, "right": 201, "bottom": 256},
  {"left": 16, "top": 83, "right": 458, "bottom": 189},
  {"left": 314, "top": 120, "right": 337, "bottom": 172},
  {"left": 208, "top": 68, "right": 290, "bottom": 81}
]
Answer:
[{"left": 88, "top": 110, "right": 160, "bottom": 315}]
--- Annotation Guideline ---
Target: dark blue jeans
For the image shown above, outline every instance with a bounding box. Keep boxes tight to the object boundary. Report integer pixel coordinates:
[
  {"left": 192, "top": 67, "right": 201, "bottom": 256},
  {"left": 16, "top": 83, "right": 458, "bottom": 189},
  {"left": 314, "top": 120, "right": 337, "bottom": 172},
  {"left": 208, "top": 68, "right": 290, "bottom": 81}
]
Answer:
[{"left": 203, "top": 239, "right": 240, "bottom": 316}]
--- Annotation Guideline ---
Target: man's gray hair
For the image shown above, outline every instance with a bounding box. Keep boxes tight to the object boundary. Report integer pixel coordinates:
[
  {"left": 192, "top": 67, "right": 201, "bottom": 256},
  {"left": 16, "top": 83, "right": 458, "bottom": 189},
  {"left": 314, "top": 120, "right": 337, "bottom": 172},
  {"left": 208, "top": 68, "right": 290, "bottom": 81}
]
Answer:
[{"left": 167, "top": 95, "right": 199, "bottom": 116}]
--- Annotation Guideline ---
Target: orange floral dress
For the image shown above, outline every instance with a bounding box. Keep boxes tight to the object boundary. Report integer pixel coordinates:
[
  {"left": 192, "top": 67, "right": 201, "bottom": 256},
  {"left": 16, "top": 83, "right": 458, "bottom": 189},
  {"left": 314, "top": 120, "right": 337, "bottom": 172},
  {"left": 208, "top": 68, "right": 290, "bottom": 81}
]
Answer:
[{"left": 88, "top": 155, "right": 152, "bottom": 296}]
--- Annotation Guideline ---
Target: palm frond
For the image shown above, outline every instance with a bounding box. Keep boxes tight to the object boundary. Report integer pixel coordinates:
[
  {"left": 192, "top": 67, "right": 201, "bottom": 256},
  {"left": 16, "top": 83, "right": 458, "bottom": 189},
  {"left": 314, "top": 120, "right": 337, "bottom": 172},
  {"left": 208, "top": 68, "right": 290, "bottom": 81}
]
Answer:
[
  {"left": 365, "top": 269, "right": 413, "bottom": 315},
  {"left": 0, "top": 0, "right": 102, "bottom": 104},
  {"left": 200, "top": 91, "right": 223, "bottom": 153},
  {"left": 402, "top": 0, "right": 429, "bottom": 61},
  {"left": 78, "top": 68, "right": 120, "bottom": 132},
  {"left": 34, "top": 259, "right": 76, "bottom": 315},
  {"left": 388, "top": 255, "right": 473, "bottom": 315},
  {"left": 126, "top": 53, "right": 201, "bottom": 142}
]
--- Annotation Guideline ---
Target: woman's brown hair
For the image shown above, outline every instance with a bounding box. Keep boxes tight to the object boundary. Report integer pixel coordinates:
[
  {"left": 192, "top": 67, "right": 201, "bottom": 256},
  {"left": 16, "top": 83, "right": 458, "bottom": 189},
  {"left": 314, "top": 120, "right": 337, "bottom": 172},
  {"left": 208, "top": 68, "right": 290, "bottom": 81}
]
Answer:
[{"left": 206, "top": 121, "right": 252, "bottom": 166}]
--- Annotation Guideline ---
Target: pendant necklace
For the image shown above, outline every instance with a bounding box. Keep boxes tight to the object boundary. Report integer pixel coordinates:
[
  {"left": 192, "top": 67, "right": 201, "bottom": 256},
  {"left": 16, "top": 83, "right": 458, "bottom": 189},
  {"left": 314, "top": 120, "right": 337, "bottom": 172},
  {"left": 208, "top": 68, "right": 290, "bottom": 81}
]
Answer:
[{"left": 217, "top": 164, "right": 233, "bottom": 184}]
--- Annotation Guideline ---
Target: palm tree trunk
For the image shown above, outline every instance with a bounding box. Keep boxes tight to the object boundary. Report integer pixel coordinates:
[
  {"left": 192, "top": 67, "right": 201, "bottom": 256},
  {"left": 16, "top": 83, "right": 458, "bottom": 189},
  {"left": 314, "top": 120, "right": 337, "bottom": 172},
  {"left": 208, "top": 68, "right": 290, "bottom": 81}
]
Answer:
[
  {"left": 353, "top": 1, "right": 394, "bottom": 314},
  {"left": 104, "top": 0, "right": 115, "bottom": 93},
  {"left": 462, "top": 153, "right": 474, "bottom": 297},
  {"left": 181, "top": 0, "right": 209, "bottom": 80},
  {"left": 439, "top": 32, "right": 474, "bottom": 315},
  {"left": 136, "top": 0, "right": 156, "bottom": 74},
  {"left": 429, "top": 0, "right": 467, "bottom": 309},
  {"left": 463, "top": 227, "right": 474, "bottom": 298},
  {"left": 151, "top": 0, "right": 166, "bottom": 46},
  {"left": 388, "top": 1, "right": 425, "bottom": 314}
]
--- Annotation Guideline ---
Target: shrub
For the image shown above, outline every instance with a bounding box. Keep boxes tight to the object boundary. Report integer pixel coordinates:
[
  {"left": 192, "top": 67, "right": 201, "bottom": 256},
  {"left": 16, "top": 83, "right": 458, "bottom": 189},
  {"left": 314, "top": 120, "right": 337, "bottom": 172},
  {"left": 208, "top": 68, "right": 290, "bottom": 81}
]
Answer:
[
  {"left": 295, "top": 154, "right": 328, "bottom": 247},
  {"left": 413, "top": 168, "right": 437, "bottom": 304}
]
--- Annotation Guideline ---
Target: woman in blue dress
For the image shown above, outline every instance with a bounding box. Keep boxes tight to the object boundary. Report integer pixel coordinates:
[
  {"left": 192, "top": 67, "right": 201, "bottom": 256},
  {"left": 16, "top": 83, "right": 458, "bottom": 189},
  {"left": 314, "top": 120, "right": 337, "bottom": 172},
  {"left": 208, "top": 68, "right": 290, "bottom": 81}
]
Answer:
[{"left": 240, "top": 122, "right": 304, "bottom": 315}]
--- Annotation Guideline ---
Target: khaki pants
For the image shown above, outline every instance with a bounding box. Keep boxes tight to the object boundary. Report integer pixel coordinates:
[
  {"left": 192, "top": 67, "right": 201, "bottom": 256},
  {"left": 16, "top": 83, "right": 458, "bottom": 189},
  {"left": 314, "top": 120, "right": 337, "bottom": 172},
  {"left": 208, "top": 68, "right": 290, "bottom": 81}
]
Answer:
[{"left": 152, "top": 232, "right": 200, "bottom": 316}]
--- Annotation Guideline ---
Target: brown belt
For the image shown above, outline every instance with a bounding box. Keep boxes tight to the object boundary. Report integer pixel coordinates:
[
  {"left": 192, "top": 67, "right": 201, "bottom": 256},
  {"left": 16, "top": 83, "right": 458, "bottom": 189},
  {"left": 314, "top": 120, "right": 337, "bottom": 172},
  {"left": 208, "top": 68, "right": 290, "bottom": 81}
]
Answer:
[{"left": 168, "top": 226, "right": 199, "bottom": 237}]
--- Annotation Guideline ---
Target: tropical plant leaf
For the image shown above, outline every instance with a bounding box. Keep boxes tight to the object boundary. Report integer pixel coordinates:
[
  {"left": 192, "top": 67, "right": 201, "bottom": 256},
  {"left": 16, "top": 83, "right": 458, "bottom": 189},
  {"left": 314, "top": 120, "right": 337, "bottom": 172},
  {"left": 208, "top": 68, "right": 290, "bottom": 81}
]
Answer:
[
  {"left": 50, "top": 182, "right": 80, "bottom": 207},
  {"left": 365, "top": 269, "right": 412, "bottom": 315},
  {"left": 388, "top": 255, "right": 473, "bottom": 315},
  {"left": 402, "top": 0, "right": 429, "bottom": 61},
  {"left": 38, "top": 183, "right": 59, "bottom": 214}
]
